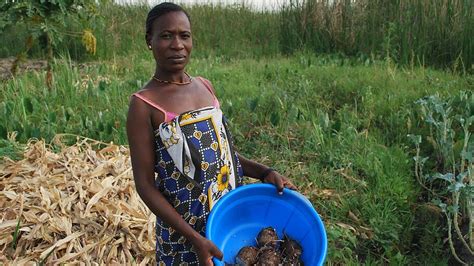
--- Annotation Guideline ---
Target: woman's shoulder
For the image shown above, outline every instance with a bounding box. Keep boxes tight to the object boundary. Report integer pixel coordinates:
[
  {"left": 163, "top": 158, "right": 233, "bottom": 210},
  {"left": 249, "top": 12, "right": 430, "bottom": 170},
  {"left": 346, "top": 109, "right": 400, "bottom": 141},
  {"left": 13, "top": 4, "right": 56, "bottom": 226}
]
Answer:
[
  {"left": 195, "top": 76, "right": 209, "bottom": 81},
  {"left": 128, "top": 85, "right": 161, "bottom": 115},
  {"left": 132, "top": 81, "right": 156, "bottom": 97},
  {"left": 129, "top": 80, "right": 164, "bottom": 105},
  {"left": 194, "top": 76, "right": 216, "bottom": 93}
]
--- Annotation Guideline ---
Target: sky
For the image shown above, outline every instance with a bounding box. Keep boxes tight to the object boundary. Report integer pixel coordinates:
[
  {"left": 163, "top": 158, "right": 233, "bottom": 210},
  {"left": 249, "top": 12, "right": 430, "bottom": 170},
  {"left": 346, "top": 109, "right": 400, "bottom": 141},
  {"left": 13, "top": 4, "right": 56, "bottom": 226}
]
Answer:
[{"left": 115, "top": 0, "right": 286, "bottom": 11}]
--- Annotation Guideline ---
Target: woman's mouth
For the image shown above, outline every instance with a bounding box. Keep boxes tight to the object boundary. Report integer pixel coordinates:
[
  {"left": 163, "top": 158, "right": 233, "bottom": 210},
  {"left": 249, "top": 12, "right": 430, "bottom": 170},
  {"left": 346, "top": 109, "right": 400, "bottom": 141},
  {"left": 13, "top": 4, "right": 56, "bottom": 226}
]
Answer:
[{"left": 168, "top": 55, "right": 186, "bottom": 63}]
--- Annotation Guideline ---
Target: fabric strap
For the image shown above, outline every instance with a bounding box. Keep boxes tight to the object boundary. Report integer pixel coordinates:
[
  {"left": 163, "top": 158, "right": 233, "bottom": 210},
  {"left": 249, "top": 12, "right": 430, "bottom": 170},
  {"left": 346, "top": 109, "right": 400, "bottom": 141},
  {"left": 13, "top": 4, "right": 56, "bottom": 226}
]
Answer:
[{"left": 131, "top": 76, "right": 220, "bottom": 122}]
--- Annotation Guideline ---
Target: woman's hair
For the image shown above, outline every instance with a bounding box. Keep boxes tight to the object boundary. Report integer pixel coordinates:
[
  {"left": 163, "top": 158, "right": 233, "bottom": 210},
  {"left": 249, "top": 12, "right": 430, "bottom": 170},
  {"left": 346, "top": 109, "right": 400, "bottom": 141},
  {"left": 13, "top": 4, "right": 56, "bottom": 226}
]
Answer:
[{"left": 145, "top": 2, "right": 191, "bottom": 37}]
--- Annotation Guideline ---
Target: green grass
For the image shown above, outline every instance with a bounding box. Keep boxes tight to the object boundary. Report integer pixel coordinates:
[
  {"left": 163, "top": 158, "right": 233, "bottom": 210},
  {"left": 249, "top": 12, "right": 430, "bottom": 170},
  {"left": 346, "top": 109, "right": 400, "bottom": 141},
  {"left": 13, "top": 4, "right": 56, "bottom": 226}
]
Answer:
[
  {"left": 11, "top": 219, "right": 20, "bottom": 250},
  {"left": 280, "top": 0, "right": 473, "bottom": 69},
  {"left": 1, "top": 51, "right": 472, "bottom": 264},
  {"left": 1, "top": 53, "right": 471, "bottom": 145},
  {"left": 1, "top": 2, "right": 473, "bottom": 263},
  {"left": 0, "top": 137, "right": 23, "bottom": 161},
  {"left": 1, "top": 1, "right": 472, "bottom": 70}
]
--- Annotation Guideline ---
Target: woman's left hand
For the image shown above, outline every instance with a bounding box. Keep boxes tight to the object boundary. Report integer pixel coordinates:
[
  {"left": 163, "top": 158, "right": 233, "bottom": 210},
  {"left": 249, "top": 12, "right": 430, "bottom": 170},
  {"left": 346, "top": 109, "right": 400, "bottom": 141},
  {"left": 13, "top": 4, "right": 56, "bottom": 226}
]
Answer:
[{"left": 263, "top": 171, "right": 297, "bottom": 194}]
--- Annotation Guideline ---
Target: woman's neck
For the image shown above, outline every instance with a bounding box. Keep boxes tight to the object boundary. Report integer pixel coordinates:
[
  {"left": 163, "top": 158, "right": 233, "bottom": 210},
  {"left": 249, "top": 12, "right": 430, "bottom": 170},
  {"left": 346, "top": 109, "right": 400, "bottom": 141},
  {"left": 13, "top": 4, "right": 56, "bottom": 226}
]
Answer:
[{"left": 154, "top": 69, "right": 188, "bottom": 83}]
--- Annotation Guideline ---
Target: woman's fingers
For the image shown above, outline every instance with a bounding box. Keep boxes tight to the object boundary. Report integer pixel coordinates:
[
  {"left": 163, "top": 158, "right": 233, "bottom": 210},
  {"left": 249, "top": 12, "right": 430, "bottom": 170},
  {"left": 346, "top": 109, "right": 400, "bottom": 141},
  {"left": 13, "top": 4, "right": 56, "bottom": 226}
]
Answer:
[
  {"left": 202, "top": 246, "right": 222, "bottom": 266},
  {"left": 264, "top": 171, "right": 298, "bottom": 193},
  {"left": 271, "top": 174, "right": 285, "bottom": 194},
  {"left": 203, "top": 257, "right": 213, "bottom": 266},
  {"left": 196, "top": 238, "right": 223, "bottom": 265},
  {"left": 212, "top": 245, "right": 223, "bottom": 261},
  {"left": 265, "top": 172, "right": 296, "bottom": 194},
  {"left": 284, "top": 180, "right": 298, "bottom": 190}
]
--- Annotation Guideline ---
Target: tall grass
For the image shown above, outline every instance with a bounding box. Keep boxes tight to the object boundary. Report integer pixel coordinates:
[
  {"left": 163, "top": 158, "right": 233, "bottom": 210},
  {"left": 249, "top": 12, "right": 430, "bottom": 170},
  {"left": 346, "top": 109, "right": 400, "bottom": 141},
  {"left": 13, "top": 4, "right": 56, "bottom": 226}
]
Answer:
[
  {"left": 1, "top": 1, "right": 471, "bottom": 69},
  {"left": 2, "top": 53, "right": 471, "bottom": 264},
  {"left": 1, "top": 52, "right": 471, "bottom": 145},
  {"left": 0, "top": 3, "right": 280, "bottom": 61},
  {"left": 187, "top": 4, "right": 280, "bottom": 58},
  {"left": 0, "top": 2, "right": 473, "bottom": 263},
  {"left": 280, "top": 0, "right": 473, "bottom": 69}
]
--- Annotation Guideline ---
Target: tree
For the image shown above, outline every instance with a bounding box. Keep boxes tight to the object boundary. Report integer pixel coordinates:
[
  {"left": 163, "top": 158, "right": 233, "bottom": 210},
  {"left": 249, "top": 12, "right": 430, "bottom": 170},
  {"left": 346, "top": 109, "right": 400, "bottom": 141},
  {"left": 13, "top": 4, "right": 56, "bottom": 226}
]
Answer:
[{"left": 0, "top": 0, "right": 98, "bottom": 87}]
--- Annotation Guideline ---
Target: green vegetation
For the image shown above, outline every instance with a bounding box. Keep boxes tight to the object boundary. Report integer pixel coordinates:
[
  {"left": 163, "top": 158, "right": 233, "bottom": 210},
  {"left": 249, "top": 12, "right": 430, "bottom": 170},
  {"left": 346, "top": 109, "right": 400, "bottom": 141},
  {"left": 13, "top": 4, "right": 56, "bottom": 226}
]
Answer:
[
  {"left": 1, "top": 1, "right": 472, "bottom": 69},
  {"left": 409, "top": 92, "right": 474, "bottom": 264},
  {"left": 0, "top": 1, "right": 473, "bottom": 265},
  {"left": 1, "top": 52, "right": 472, "bottom": 264},
  {"left": 280, "top": 0, "right": 473, "bottom": 69},
  {"left": 0, "top": 0, "right": 98, "bottom": 77}
]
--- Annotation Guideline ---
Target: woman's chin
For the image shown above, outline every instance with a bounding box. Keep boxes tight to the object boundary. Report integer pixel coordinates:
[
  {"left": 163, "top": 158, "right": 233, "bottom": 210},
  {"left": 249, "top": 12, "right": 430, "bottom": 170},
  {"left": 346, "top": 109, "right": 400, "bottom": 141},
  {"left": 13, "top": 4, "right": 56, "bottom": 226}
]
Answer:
[{"left": 166, "top": 65, "right": 187, "bottom": 72}]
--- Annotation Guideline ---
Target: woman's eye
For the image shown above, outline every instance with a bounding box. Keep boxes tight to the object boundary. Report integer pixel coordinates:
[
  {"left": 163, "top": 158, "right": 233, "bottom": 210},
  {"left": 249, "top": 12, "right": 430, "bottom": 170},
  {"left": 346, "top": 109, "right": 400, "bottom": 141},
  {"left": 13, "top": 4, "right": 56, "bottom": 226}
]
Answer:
[
  {"left": 160, "top": 34, "right": 172, "bottom": 39},
  {"left": 181, "top": 34, "right": 191, "bottom": 39}
]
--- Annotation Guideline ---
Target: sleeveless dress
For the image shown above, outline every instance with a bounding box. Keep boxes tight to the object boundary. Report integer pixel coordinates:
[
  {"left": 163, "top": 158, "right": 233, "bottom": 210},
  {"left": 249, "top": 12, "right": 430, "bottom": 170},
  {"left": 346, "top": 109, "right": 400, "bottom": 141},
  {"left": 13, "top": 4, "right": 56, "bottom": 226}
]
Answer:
[{"left": 132, "top": 77, "right": 243, "bottom": 265}]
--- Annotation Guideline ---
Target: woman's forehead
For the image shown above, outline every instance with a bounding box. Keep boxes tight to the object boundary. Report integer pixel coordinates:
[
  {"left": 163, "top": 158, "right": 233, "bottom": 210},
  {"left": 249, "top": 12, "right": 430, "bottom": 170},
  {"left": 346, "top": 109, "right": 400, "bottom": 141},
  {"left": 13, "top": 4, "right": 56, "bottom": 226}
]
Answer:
[{"left": 152, "top": 11, "right": 191, "bottom": 32}]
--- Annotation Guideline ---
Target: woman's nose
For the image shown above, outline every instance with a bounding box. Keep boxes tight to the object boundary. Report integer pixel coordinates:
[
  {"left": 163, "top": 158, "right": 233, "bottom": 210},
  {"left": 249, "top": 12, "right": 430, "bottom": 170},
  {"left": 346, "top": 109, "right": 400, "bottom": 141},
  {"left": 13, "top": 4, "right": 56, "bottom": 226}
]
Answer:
[{"left": 170, "top": 37, "right": 184, "bottom": 50}]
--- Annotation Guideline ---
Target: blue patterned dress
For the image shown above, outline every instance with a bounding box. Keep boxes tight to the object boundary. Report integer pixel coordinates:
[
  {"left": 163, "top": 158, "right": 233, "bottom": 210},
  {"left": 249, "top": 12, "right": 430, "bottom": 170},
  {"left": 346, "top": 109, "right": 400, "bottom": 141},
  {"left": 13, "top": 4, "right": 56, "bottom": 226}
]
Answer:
[{"left": 150, "top": 95, "right": 243, "bottom": 264}]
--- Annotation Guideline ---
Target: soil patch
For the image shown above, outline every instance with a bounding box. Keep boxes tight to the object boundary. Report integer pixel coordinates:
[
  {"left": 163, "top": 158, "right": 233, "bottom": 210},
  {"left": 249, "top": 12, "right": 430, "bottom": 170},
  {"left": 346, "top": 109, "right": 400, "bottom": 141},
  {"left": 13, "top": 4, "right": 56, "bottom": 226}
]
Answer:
[{"left": 0, "top": 58, "right": 47, "bottom": 80}]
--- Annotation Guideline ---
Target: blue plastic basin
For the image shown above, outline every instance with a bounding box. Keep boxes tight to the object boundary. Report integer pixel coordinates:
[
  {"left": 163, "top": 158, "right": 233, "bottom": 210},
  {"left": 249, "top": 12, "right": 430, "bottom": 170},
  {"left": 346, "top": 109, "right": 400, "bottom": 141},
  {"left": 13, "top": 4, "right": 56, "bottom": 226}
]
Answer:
[{"left": 206, "top": 183, "right": 327, "bottom": 265}]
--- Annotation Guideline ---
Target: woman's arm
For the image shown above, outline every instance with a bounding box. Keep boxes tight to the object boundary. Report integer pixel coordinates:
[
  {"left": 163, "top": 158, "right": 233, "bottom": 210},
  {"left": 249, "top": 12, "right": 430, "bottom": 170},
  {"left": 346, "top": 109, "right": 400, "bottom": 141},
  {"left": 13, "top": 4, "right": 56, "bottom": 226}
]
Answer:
[
  {"left": 237, "top": 153, "right": 297, "bottom": 194},
  {"left": 126, "top": 97, "right": 222, "bottom": 265}
]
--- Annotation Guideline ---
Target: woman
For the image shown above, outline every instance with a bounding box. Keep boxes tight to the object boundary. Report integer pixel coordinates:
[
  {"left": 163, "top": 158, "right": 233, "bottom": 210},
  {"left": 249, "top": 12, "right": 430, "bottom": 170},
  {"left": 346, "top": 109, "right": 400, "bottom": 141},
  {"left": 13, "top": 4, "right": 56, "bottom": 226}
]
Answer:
[{"left": 126, "top": 3, "right": 296, "bottom": 265}]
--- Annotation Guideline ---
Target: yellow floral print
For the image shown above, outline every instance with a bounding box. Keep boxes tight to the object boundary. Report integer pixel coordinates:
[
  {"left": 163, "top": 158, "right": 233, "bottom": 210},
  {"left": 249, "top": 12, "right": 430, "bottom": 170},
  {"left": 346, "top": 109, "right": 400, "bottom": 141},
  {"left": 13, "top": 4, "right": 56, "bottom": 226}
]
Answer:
[
  {"left": 217, "top": 165, "right": 230, "bottom": 191},
  {"left": 182, "top": 113, "right": 192, "bottom": 121}
]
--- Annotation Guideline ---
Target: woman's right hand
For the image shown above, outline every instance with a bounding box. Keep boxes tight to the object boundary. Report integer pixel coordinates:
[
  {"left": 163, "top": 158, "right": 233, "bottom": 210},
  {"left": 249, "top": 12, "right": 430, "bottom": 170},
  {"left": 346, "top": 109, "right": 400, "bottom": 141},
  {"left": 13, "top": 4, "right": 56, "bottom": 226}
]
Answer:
[{"left": 193, "top": 236, "right": 223, "bottom": 265}]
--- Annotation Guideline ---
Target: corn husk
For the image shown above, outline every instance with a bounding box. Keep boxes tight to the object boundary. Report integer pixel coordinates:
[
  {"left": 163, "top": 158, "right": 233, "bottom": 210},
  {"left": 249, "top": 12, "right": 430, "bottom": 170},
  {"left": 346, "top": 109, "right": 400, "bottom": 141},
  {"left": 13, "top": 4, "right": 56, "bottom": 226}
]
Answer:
[{"left": 0, "top": 136, "right": 155, "bottom": 264}]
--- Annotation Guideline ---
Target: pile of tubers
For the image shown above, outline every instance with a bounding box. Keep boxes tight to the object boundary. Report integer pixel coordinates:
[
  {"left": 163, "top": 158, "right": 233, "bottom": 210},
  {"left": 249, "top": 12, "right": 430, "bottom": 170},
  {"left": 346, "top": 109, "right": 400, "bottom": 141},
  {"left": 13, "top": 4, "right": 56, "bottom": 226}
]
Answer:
[{"left": 235, "top": 227, "right": 303, "bottom": 265}]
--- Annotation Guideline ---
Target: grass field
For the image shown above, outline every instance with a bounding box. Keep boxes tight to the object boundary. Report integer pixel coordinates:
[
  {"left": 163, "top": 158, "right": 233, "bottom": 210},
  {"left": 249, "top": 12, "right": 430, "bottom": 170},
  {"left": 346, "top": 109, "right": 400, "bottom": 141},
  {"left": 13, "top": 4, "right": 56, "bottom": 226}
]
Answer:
[
  {"left": 1, "top": 1, "right": 472, "bottom": 69},
  {"left": 2, "top": 51, "right": 472, "bottom": 264},
  {"left": 1, "top": 1, "right": 473, "bottom": 264}
]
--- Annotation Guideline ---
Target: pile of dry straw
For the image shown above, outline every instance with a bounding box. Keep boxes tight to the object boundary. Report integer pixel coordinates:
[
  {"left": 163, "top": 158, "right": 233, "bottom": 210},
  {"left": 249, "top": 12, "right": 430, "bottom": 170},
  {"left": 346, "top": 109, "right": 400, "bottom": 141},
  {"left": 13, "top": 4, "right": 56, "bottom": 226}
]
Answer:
[{"left": 0, "top": 135, "right": 155, "bottom": 264}]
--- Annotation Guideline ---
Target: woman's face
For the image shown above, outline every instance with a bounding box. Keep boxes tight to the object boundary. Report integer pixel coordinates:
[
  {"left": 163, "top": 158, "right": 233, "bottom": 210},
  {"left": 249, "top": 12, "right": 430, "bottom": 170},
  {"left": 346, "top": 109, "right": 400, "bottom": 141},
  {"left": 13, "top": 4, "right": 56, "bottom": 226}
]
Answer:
[{"left": 148, "top": 11, "right": 192, "bottom": 73}]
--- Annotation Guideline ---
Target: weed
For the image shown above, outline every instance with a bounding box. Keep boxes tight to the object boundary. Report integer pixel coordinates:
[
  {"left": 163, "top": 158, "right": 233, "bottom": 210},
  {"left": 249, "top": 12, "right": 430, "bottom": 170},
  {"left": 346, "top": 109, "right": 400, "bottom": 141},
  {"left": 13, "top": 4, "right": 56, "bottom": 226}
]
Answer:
[
  {"left": 11, "top": 219, "right": 20, "bottom": 250},
  {"left": 409, "top": 91, "right": 474, "bottom": 264}
]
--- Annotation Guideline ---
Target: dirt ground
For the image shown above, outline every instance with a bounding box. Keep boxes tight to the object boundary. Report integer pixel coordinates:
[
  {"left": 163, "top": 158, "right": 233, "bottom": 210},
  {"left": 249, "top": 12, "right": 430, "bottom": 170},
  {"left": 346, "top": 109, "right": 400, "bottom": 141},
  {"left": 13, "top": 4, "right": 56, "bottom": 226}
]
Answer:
[{"left": 0, "top": 58, "right": 47, "bottom": 80}]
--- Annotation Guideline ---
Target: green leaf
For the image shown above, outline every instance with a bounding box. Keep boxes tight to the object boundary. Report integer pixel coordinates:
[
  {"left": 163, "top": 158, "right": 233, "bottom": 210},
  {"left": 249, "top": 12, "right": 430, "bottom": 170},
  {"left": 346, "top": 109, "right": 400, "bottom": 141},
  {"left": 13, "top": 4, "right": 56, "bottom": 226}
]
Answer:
[
  {"left": 106, "top": 121, "right": 113, "bottom": 134},
  {"left": 31, "top": 128, "right": 40, "bottom": 138},
  {"left": 11, "top": 219, "right": 20, "bottom": 250},
  {"left": 270, "top": 112, "right": 280, "bottom": 126},
  {"left": 5, "top": 101, "right": 13, "bottom": 117},
  {"left": 431, "top": 173, "right": 454, "bottom": 182},
  {"left": 98, "top": 121, "right": 104, "bottom": 132},
  {"left": 248, "top": 97, "right": 259, "bottom": 112},
  {"left": 319, "top": 112, "right": 330, "bottom": 129},
  {"left": 0, "top": 125, "right": 7, "bottom": 139},
  {"left": 48, "top": 111, "right": 56, "bottom": 123},
  {"left": 461, "top": 151, "right": 473, "bottom": 162},
  {"left": 432, "top": 199, "right": 446, "bottom": 212},
  {"left": 456, "top": 172, "right": 467, "bottom": 182},
  {"left": 447, "top": 182, "right": 465, "bottom": 192},
  {"left": 420, "top": 157, "right": 428, "bottom": 164},
  {"left": 66, "top": 107, "right": 74, "bottom": 121},
  {"left": 447, "top": 205, "right": 459, "bottom": 214},
  {"left": 22, "top": 97, "right": 33, "bottom": 114},
  {"left": 288, "top": 106, "right": 298, "bottom": 122},
  {"left": 0, "top": 102, "right": 6, "bottom": 116},
  {"left": 407, "top": 134, "right": 421, "bottom": 145},
  {"left": 332, "top": 118, "right": 341, "bottom": 132},
  {"left": 98, "top": 80, "right": 107, "bottom": 91}
]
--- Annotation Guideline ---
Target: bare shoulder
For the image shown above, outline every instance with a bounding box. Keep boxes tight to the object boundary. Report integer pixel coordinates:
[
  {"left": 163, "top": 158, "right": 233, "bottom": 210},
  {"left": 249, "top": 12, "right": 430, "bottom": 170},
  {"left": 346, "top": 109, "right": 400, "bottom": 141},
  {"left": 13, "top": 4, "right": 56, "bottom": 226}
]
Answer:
[
  {"left": 128, "top": 86, "right": 154, "bottom": 124},
  {"left": 128, "top": 84, "right": 166, "bottom": 128},
  {"left": 196, "top": 76, "right": 213, "bottom": 85},
  {"left": 195, "top": 76, "right": 216, "bottom": 93},
  {"left": 127, "top": 94, "right": 153, "bottom": 144},
  {"left": 131, "top": 82, "right": 157, "bottom": 98},
  {"left": 128, "top": 80, "right": 158, "bottom": 108},
  {"left": 128, "top": 93, "right": 149, "bottom": 113}
]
